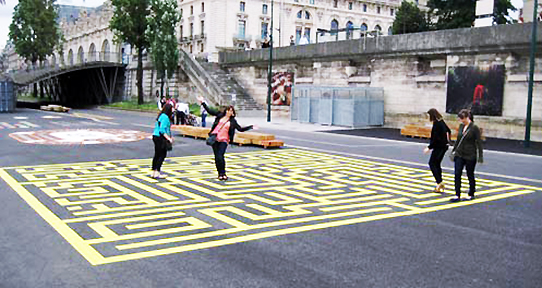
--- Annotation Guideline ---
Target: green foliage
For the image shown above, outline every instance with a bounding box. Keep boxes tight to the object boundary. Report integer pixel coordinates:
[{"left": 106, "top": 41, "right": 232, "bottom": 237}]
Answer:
[
  {"left": 147, "top": 0, "right": 180, "bottom": 90},
  {"left": 110, "top": 0, "right": 151, "bottom": 105},
  {"left": 428, "top": 0, "right": 516, "bottom": 29},
  {"left": 9, "top": 0, "right": 61, "bottom": 65},
  {"left": 105, "top": 100, "right": 159, "bottom": 111},
  {"left": 392, "top": 1, "right": 429, "bottom": 35}
]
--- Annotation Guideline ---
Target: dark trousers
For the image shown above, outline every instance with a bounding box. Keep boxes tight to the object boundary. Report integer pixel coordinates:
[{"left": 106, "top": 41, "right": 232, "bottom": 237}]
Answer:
[
  {"left": 201, "top": 114, "right": 206, "bottom": 127},
  {"left": 454, "top": 156, "right": 477, "bottom": 197},
  {"left": 152, "top": 135, "right": 168, "bottom": 171},
  {"left": 429, "top": 147, "right": 447, "bottom": 184},
  {"left": 212, "top": 141, "right": 228, "bottom": 176},
  {"left": 176, "top": 111, "right": 186, "bottom": 125}
]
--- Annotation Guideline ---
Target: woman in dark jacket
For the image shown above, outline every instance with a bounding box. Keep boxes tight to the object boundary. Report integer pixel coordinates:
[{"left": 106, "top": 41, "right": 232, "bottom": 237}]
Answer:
[
  {"left": 197, "top": 96, "right": 257, "bottom": 180},
  {"left": 424, "top": 108, "right": 451, "bottom": 193},
  {"left": 450, "top": 109, "right": 483, "bottom": 202}
]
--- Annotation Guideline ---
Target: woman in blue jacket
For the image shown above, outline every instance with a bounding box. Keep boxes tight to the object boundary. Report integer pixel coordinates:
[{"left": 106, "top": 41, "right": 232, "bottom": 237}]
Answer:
[{"left": 151, "top": 103, "right": 174, "bottom": 179}]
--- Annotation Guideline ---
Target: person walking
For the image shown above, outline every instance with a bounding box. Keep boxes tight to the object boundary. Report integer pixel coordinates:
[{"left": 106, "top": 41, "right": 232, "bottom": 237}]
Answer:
[
  {"left": 450, "top": 109, "right": 483, "bottom": 202},
  {"left": 200, "top": 104, "right": 207, "bottom": 127},
  {"left": 423, "top": 108, "right": 451, "bottom": 193},
  {"left": 151, "top": 103, "right": 174, "bottom": 179},
  {"left": 197, "top": 95, "right": 257, "bottom": 180}
]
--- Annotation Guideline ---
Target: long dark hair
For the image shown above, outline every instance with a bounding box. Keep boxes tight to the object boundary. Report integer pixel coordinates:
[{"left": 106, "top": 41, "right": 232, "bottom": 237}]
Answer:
[
  {"left": 222, "top": 105, "right": 236, "bottom": 118},
  {"left": 427, "top": 108, "right": 443, "bottom": 122},
  {"left": 157, "top": 103, "right": 173, "bottom": 120}
]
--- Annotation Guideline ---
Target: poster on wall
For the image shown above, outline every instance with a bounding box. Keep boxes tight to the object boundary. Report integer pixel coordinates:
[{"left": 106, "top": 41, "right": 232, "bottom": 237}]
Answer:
[
  {"left": 271, "top": 72, "right": 294, "bottom": 106},
  {"left": 446, "top": 65, "right": 505, "bottom": 116}
]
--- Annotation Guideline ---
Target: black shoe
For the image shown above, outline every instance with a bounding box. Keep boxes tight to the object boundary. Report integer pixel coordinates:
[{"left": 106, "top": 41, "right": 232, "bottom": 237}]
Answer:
[{"left": 450, "top": 196, "right": 461, "bottom": 203}]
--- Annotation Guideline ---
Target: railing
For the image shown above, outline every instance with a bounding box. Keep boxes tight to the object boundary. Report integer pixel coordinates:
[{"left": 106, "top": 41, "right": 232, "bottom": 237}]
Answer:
[
  {"left": 9, "top": 51, "right": 126, "bottom": 85},
  {"left": 179, "top": 49, "right": 226, "bottom": 105},
  {"left": 315, "top": 29, "right": 386, "bottom": 43}
]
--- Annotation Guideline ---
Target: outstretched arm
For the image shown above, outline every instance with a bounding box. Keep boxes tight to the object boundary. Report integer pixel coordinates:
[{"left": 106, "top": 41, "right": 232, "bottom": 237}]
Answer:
[{"left": 197, "top": 96, "right": 219, "bottom": 116}]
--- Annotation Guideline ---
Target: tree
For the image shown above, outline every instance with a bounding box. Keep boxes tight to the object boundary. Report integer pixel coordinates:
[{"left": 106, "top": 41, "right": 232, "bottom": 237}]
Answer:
[
  {"left": 493, "top": 0, "right": 517, "bottom": 24},
  {"left": 147, "top": 0, "right": 180, "bottom": 98},
  {"left": 392, "top": 1, "right": 429, "bottom": 35},
  {"left": 110, "top": 0, "right": 150, "bottom": 105},
  {"left": 428, "top": 0, "right": 516, "bottom": 30},
  {"left": 9, "top": 0, "right": 61, "bottom": 96}
]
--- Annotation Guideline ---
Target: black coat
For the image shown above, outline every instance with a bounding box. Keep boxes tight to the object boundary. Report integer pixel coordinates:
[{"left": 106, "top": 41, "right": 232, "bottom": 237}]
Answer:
[
  {"left": 428, "top": 120, "right": 451, "bottom": 149},
  {"left": 202, "top": 103, "right": 253, "bottom": 144},
  {"left": 453, "top": 122, "right": 483, "bottom": 162}
]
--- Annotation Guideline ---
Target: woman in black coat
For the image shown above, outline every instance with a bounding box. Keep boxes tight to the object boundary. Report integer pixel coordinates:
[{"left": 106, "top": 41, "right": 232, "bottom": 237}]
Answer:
[
  {"left": 424, "top": 108, "right": 452, "bottom": 193},
  {"left": 197, "top": 96, "right": 257, "bottom": 180}
]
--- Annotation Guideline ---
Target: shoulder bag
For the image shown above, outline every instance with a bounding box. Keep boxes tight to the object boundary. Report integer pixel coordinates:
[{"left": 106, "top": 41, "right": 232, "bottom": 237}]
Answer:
[
  {"left": 206, "top": 120, "right": 227, "bottom": 146},
  {"left": 448, "top": 127, "right": 470, "bottom": 161}
]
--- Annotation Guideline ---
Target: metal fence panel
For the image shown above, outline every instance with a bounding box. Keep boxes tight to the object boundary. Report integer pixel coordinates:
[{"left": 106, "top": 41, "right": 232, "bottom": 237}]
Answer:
[
  {"left": 298, "top": 97, "right": 311, "bottom": 123},
  {"left": 309, "top": 97, "right": 320, "bottom": 123},
  {"left": 0, "top": 81, "right": 15, "bottom": 113}
]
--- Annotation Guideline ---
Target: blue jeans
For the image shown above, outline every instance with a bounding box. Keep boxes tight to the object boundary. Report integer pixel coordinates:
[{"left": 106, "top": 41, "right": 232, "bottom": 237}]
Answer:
[{"left": 454, "top": 156, "right": 477, "bottom": 197}]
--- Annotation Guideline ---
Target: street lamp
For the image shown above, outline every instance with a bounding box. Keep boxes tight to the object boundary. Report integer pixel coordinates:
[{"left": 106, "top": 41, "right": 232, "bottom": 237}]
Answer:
[
  {"left": 525, "top": 0, "right": 538, "bottom": 148},
  {"left": 266, "top": 0, "right": 274, "bottom": 122}
]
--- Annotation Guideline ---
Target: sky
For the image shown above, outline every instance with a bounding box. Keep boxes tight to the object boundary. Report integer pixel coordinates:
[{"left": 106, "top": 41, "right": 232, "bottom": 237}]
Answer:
[{"left": 0, "top": 0, "right": 526, "bottom": 52}]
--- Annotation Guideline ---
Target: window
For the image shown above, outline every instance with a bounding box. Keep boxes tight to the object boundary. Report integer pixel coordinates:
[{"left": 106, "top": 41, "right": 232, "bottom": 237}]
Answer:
[
  {"left": 201, "top": 20, "right": 204, "bottom": 35},
  {"left": 261, "top": 22, "right": 268, "bottom": 39},
  {"left": 333, "top": 0, "right": 338, "bottom": 8},
  {"left": 305, "top": 11, "right": 311, "bottom": 20},
  {"left": 330, "top": 19, "right": 338, "bottom": 35},
  {"left": 377, "top": 6, "right": 381, "bottom": 14},
  {"left": 346, "top": 21, "right": 353, "bottom": 39},
  {"left": 238, "top": 20, "right": 246, "bottom": 38},
  {"left": 374, "top": 25, "right": 382, "bottom": 34},
  {"left": 310, "top": 0, "right": 314, "bottom": 4},
  {"left": 360, "top": 23, "right": 368, "bottom": 36},
  {"left": 349, "top": 2, "right": 353, "bottom": 10},
  {"left": 363, "top": 4, "right": 367, "bottom": 12},
  {"left": 240, "top": 2, "right": 245, "bottom": 12},
  {"left": 297, "top": 10, "right": 302, "bottom": 19},
  {"left": 388, "top": 27, "right": 393, "bottom": 36},
  {"left": 180, "top": 25, "right": 183, "bottom": 39},
  {"left": 390, "top": 8, "right": 394, "bottom": 16},
  {"left": 262, "top": 4, "right": 267, "bottom": 14},
  {"left": 202, "top": 3, "right": 204, "bottom": 13},
  {"left": 296, "top": 27, "right": 302, "bottom": 43},
  {"left": 180, "top": 9, "right": 183, "bottom": 18},
  {"left": 304, "top": 28, "right": 311, "bottom": 43},
  {"left": 190, "top": 5, "right": 193, "bottom": 15},
  {"left": 201, "top": 43, "right": 204, "bottom": 52},
  {"left": 190, "top": 23, "right": 193, "bottom": 36}
]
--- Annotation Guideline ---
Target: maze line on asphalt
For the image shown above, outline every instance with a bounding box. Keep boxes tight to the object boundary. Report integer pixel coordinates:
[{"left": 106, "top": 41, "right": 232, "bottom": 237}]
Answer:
[{"left": 0, "top": 149, "right": 539, "bottom": 265}]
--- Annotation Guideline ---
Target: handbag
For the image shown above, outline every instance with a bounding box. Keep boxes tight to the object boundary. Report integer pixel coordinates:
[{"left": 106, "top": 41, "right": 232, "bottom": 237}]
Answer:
[
  {"left": 164, "top": 137, "right": 173, "bottom": 151},
  {"left": 206, "top": 134, "right": 217, "bottom": 146},
  {"left": 448, "top": 127, "right": 470, "bottom": 161}
]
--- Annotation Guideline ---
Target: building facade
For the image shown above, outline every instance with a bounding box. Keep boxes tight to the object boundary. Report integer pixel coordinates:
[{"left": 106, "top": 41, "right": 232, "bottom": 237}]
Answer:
[{"left": 178, "top": 0, "right": 423, "bottom": 61}]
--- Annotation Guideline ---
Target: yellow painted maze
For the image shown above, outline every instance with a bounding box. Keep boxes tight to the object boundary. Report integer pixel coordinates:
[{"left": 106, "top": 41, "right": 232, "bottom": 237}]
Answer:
[{"left": 0, "top": 149, "right": 539, "bottom": 265}]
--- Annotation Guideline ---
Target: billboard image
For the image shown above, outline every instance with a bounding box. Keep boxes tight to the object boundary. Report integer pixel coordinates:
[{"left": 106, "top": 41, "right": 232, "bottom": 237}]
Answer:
[
  {"left": 446, "top": 65, "right": 505, "bottom": 116},
  {"left": 271, "top": 72, "right": 294, "bottom": 106}
]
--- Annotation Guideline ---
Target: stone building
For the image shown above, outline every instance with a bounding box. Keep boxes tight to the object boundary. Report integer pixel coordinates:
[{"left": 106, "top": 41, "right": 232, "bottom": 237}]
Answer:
[{"left": 178, "top": 0, "right": 423, "bottom": 62}]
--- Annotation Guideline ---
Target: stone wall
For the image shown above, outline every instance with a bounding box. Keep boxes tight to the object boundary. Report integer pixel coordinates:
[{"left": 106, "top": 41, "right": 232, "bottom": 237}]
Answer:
[{"left": 222, "top": 23, "right": 542, "bottom": 141}]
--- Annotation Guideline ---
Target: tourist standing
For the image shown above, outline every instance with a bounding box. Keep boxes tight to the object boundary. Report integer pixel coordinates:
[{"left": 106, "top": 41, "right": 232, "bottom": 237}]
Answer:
[
  {"left": 201, "top": 104, "right": 207, "bottom": 127},
  {"left": 151, "top": 103, "right": 174, "bottom": 179},
  {"left": 197, "top": 95, "right": 257, "bottom": 180},
  {"left": 423, "top": 108, "right": 451, "bottom": 193},
  {"left": 450, "top": 109, "right": 483, "bottom": 202}
]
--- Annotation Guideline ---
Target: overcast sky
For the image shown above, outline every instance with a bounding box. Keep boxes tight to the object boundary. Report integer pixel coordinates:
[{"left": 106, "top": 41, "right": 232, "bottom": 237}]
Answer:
[{"left": 1, "top": 0, "right": 525, "bottom": 52}]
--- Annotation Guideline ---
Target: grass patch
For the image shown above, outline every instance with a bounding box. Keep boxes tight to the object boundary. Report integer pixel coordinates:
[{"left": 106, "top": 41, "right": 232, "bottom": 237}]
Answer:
[{"left": 104, "top": 100, "right": 159, "bottom": 111}]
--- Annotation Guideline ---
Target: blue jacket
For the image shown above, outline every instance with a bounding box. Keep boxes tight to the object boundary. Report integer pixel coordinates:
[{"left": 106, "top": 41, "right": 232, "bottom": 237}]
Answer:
[{"left": 153, "top": 113, "right": 171, "bottom": 137}]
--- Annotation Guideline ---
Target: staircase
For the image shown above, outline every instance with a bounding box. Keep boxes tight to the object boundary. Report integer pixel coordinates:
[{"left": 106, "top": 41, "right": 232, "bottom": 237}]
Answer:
[{"left": 179, "top": 49, "right": 263, "bottom": 114}]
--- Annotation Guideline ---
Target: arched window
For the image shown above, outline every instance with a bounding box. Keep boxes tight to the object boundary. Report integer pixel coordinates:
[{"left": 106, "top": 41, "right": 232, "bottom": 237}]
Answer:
[
  {"left": 297, "top": 10, "right": 302, "bottom": 19},
  {"left": 77, "top": 46, "right": 84, "bottom": 64},
  {"left": 360, "top": 23, "right": 368, "bottom": 37},
  {"left": 388, "top": 27, "right": 393, "bottom": 36},
  {"left": 346, "top": 21, "right": 354, "bottom": 40},
  {"left": 305, "top": 11, "right": 311, "bottom": 20},
  {"left": 68, "top": 49, "right": 74, "bottom": 66},
  {"left": 374, "top": 25, "right": 382, "bottom": 35},
  {"left": 89, "top": 43, "right": 96, "bottom": 61},
  {"left": 262, "top": 4, "right": 267, "bottom": 14},
  {"left": 331, "top": 19, "right": 339, "bottom": 35},
  {"left": 102, "top": 39, "right": 110, "bottom": 61}
]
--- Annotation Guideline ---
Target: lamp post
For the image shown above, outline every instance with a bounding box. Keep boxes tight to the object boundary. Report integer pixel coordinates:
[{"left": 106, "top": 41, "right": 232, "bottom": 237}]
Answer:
[
  {"left": 525, "top": 0, "right": 539, "bottom": 148},
  {"left": 266, "top": 0, "right": 274, "bottom": 122}
]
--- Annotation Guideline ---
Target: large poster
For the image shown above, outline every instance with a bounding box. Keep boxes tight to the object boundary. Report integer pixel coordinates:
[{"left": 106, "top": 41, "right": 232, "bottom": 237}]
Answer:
[
  {"left": 271, "top": 72, "right": 294, "bottom": 106},
  {"left": 446, "top": 65, "right": 505, "bottom": 116}
]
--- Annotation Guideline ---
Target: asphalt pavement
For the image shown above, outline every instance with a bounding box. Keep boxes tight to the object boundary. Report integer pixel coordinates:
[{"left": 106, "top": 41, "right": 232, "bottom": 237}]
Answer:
[{"left": 0, "top": 108, "right": 540, "bottom": 288}]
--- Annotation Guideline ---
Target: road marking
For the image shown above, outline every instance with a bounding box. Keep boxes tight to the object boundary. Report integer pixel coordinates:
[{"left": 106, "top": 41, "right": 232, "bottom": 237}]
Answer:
[
  {"left": 14, "top": 116, "right": 28, "bottom": 120},
  {"left": 285, "top": 144, "right": 542, "bottom": 184},
  {"left": 0, "top": 149, "right": 538, "bottom": 265},
  {"left": 42, "top": 116, "right": 63, "bottom": 119}
]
